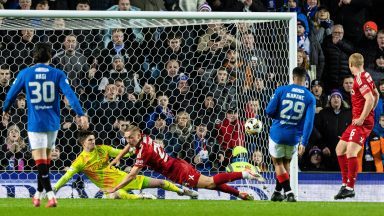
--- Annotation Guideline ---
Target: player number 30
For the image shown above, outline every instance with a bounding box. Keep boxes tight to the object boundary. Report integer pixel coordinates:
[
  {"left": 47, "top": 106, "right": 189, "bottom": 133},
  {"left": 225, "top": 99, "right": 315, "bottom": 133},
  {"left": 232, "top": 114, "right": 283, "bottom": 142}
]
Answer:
[{"left": 29, "top": 81, "right": 55, "bottom": 103}]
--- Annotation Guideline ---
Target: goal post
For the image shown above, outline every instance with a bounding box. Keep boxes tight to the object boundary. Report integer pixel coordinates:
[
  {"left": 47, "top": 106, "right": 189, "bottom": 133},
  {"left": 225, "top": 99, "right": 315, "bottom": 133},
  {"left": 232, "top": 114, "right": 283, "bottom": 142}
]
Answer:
[{"left": 0, "top": 10, "right": 297, "bottom": 199}]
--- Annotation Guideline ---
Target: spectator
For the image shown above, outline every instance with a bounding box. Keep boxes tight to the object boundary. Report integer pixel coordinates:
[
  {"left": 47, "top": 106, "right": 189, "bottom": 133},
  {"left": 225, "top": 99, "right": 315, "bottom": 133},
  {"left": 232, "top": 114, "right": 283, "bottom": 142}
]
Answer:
[
  {"left": 359, "top": 21, "right": 378, "bottom": 71},
  {"left": 35, "top": 0, "right": 49, "bottom": 10},
  {"left": 145, "top": 94, "right": 174, "bottom": 129},
  {"left": 311, "top": 79, "right": 328, "bottom": 114},
  {"left": 324, "top": 0, "right": 372, "bottom": 44},
  {"left": 190, "top": 93, "right": 223, "bottom": 131},
  {"left": 137, "top": 83, "right": 156, "bottom": 113},
  {"left": 164, "top": 0, "right": 207, "bottom": 11},
  {"left": 0, "top": 64, "right": 11, "bottom": 102},
  {"left": 0, "top": 124, "right": 32, "bottom": 171},
  {"left": 89, "top": 83, "right": 127, "bottom": 144},
  {"left": 19, "top": 0, "right": 31, "bottom": 10},
  {"left": 50, "top": 146, "right": 68, "bottom": 171},
  {"left": 302, "top": 146, "right": 326, "bottom": 171},
  {"left": 9, "top": 29, "right": 39, "bottom": 72},
  {"left": 52, "top": 34, "right": 90, "bottom": 93},
  {"left": 367, "top": 114, "right": 384, "bottom": 172},
  {"left": 112, "top": 116, "right": 131, "bottom": 148},
  {"left": 149, "top": 112, "right": 170, "bottom": 139},
  {"left": 297, "top": 49, "right": 312, "bottom": 89},
  {"left": 169, "top": 74, "right": 196, "bottom": 114},
  {"left": 182, "top": 119, "right": 223, "bottom": 171},
  {"left": 339, "top": 75, "right": 354, "bottom": 106},
  {"left": 165, "top": 111, "right": 193, "bottom": 158},
  {"left": 94, "top": 29, "right": 141, "bottom": 74},
  {"left": 153, "top": 59, "right": 182, "bottom": 95},
  {"left": 215, "top": 109, "right": 245, "bottom": 167},
  {"left": 315, "top": 89, "right": 352, "bottom": 171},
  {"left": 202, "top": 67, "right": 236, "bottom": 113},
  {"left": 251, "top": 149, "right": 270, "bottom": 172},
  {"left": 370, "top": 52, "right": 384, "bottom": 83},
  {"left": 9, "top": 94, "right": 28, "bottom": 138},
  {"left": 321, "top": 24, "right": 354, "bottom": 93},
  {"left": 297, "top": 18, "right": 310, "bottom": 55},
  {"left": 104, "top": 0, "right": 143, "bottom": 46},
  {"left": 130, "top": 0, "right": 164, "bottom": 11},
  {"left": 76, "top": 0, "right": 91, "bottom": 10},
  {"left": 311, "top": 5, "right": 333, "bottom": 44},
  {"left": 222, "top": 0, "right": 266, "bottom": 12}
]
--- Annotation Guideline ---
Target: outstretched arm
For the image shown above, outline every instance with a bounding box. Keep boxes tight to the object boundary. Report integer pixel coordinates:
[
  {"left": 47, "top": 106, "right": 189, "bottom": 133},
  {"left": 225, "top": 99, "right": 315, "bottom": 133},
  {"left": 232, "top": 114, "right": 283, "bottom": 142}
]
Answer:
[
  {"left": 109, "top": 144, "right": 131, "bottom": 167},
  {"left": 53, "top": 167, "right": 79, "bottom": 191},
  {"left": 107, "top": 166, "right": 142, "bottom": 193}
]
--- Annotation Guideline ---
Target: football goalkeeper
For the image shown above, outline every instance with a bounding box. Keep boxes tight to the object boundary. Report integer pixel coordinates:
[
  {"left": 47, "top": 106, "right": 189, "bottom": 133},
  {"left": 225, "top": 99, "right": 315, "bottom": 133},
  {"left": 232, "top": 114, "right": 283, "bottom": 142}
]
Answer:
[{"left": 53, "top": 130, "right": 197, "bottom": 199}]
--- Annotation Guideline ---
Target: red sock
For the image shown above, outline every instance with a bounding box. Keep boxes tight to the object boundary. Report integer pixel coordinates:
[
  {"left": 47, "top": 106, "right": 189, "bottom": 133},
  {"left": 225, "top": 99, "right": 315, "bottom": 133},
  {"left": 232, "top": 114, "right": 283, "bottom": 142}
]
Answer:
[
  {"left": 213, "top": 172, "right": 243, "bottom": 185},
  {"left": 347, "top": 157, "right": 358, "bottom": 188},
  {"left": 276, "top": 173, "right": 289, "bottom": 183},
  {"left": 337, "top": 155, "right": 348, "bottom": 185},
  {"left": 35, "top": 159, "right": 47, "bottom": 166},
  {"left": 215, "top": 184, "right": 240, "bottom": 196}
]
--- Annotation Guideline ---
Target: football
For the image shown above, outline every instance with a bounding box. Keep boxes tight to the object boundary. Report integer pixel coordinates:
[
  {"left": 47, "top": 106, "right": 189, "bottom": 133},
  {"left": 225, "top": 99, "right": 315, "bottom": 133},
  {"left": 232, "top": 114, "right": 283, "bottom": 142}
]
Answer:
[{"left": 244, "top": 118, "right": 263, "bottom": 134}]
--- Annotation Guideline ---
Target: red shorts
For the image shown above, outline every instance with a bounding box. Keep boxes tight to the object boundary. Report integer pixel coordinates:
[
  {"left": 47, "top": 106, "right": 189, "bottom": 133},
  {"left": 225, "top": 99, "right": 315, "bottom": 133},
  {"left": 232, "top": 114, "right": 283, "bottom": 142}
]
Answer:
[
  {"left": 340, "top": 123, "right": 374, "bottom": 146},
  {"left": 167, "top": 158, "right": 201, "bottom": 188}
]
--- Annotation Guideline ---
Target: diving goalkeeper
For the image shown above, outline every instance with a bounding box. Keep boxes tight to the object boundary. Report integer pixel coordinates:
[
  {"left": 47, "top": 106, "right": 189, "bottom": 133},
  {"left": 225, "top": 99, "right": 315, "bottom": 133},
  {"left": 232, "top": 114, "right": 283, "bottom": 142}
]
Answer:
[{"left": 53, "top": 130, "right": 197, "bottom": 199}]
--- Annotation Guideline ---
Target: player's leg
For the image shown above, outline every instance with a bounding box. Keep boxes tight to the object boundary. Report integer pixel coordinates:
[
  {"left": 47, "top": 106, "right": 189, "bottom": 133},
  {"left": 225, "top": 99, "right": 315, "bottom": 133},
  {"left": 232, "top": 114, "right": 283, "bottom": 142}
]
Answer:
[
  {"left": 29, "top": 132, "right": 51, "bottom": 207},
  {"left": 109, "top": 189, "right": 155, "bottom": 199},
  {"left": 268, "top": 138, "right": 289, "bottom": 201},
  {"left": 142, "top": 177, "right": 183, "bottom": 194},
  {"left": 44, "top": 131, "right": 58, "bottom": 207},
  {"left": 282, "top": 157, "right": 296, "bottom": 202}
]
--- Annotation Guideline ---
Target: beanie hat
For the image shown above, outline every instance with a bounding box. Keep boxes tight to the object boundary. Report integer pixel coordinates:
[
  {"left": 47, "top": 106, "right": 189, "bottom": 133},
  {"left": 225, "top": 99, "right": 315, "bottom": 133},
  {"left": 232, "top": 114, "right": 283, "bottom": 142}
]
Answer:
[{"left": 363, "top": 21, "right": 378, "bottom": 32}]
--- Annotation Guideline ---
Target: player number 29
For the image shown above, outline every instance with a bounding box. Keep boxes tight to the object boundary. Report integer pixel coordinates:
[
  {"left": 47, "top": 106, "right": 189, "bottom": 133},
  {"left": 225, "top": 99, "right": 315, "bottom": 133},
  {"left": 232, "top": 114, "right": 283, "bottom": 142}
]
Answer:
[
  {"left": 29, "top": 81, "right": 55, "bottom": 103},
  {"left": 280, "top": 99, "right": 305, "bottom": 120}
]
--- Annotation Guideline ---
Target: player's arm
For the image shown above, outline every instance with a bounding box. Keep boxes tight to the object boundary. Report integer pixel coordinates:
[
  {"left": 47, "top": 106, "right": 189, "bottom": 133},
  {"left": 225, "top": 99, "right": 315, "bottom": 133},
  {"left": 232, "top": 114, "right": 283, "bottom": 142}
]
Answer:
[
  {"left": 372, "top": 88, "right": 379, "bottom": 110},
  {"left": 58, "top": 71, "right": 89, "bottom": 129},
  {"left": 104, "top": 145, "right": 133, "bottom": 158},
  {"left": 354, "top": 91, "right": 375, "bottom": 125},
  {"left": 300, "top": 97, "right": 316, "bottom": 153},
  {"left": 53, "top": 160, "right": 82, "bottom": 191},
  {"left": 2, "top": 72, "right": 25, "bottom": 113},
  {"left": 107, "top": 166, "right": 142, "bottom": 193},
  {"left": 109, "top": 144, "right": 131, "bottom": 166},
  {"left": 266, "top": 88, "right": 280, "bottom": 119}
]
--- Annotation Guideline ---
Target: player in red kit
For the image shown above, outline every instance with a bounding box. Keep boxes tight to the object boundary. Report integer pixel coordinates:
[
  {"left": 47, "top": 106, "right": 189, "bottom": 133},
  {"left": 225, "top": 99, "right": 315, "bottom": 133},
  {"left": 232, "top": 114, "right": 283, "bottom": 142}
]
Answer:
[
  {"left": 334, "top": 53, "right": 379, "bottom": 199},
  {"left": 107, "top": 125, "right": 264, "bottom": 200}
]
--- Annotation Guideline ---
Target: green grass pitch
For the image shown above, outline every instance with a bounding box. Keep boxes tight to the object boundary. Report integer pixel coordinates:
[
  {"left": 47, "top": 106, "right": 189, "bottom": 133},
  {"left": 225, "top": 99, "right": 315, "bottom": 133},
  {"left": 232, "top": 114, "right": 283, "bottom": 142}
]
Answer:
[{"left": 0, "top": 199, "right": 382, "bottom": 216}]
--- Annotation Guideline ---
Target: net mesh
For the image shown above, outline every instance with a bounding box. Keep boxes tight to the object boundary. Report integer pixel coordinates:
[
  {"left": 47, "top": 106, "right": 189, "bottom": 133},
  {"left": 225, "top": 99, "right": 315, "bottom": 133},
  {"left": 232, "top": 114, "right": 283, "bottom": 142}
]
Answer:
[{"left": 0, "top": 17, "right": 290, "bottom": 197}]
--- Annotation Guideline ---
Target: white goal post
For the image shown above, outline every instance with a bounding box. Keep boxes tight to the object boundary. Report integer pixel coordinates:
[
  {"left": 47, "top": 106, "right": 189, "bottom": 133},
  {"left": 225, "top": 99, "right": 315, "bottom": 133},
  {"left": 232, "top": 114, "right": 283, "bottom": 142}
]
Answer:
[{"left": 0, "top": 10, "right": 297, "bottom": 200}]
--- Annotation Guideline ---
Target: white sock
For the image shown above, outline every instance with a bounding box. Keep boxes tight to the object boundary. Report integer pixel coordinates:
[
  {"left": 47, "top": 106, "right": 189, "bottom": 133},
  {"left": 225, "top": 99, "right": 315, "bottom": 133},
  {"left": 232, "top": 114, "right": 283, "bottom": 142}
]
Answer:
[
  {"left": 34, "top": 191, "right": 42, "bottom": 199},
  {"left": 46, "top": 191, "right": 55, "bottom": 200},
  {"left": 346, "top": 186, "right": 353, "bottom": 191},
  {"left": 241, "top": 171, "right": 248, "bottom": 178}
]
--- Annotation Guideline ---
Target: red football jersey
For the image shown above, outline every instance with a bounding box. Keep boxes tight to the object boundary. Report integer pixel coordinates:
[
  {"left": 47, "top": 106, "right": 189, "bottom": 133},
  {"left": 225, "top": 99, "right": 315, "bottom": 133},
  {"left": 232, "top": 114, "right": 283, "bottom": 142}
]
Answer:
[
  {"left": 351, "top": 71, "right": 376, "bottom": 123},
  {"left": 134, "top": 136, "right": 175, "bottom": 175}
]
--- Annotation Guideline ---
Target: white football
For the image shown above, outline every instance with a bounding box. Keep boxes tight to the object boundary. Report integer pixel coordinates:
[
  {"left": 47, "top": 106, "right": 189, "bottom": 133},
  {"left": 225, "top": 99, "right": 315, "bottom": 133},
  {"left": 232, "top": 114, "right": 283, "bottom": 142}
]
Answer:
[{"left": 244, "top": 118, "right": 263, "bottom": 135}]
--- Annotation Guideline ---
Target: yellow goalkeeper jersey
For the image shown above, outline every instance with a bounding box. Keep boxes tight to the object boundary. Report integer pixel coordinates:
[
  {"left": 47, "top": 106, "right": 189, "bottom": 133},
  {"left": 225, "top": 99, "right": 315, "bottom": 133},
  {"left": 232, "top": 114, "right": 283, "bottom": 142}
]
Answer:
[{"left": 54, "top": 145, "right": 144, "bottom": 191}]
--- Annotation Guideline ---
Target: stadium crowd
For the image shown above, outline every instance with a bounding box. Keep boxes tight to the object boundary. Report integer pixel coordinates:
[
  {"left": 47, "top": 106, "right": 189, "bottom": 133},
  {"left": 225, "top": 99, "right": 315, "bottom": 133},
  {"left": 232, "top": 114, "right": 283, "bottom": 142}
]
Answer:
[{"left": 0, "top": 0, "right": 383, "bottom": 173}]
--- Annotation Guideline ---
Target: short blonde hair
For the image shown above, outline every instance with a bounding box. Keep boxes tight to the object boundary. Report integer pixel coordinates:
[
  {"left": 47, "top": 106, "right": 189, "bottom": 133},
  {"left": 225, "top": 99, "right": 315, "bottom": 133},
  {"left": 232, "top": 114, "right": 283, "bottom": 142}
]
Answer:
[{"left": 349, "top": 53, "right": 364, "bottom": 67}]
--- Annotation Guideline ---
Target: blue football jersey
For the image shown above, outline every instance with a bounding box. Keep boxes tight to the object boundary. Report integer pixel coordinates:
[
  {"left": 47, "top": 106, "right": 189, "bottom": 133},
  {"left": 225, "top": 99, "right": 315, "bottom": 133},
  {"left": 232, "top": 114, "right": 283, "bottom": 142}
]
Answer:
[
  {"left": 266, "top": 84, "right": 316, "bottom": 146},
  {"left": 3, "top": 63, "right": 84, "bottom": 132}
]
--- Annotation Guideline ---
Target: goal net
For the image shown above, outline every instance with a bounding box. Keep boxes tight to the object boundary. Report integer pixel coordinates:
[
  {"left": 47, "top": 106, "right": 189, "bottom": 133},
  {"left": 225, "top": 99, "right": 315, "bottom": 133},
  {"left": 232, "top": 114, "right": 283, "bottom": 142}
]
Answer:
[{"left": 0, "top": 11, "right": 296, "bottom": 199}]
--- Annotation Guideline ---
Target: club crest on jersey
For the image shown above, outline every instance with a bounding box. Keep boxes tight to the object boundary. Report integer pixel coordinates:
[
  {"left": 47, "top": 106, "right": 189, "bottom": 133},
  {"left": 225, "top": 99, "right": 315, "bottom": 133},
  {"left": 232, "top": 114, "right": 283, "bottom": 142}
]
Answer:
[{"left": 351, "top": 89, "right": 355, "bottom": 95}]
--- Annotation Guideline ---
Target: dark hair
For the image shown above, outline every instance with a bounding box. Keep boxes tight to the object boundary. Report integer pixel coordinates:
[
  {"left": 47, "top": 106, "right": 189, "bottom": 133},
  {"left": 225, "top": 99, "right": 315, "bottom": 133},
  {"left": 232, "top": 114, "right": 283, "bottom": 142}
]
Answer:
[
  {"left": 343, "top": 75, "right": 354, "bottom": 80},
  {"left": 33, "top": 42, "right": 52, "bottom": 63},
  {"left": 292, "top": 66, "right": 307, "bottom": 79},
  {"left": 0, "top": 64, "right": 10, "bottom": 70},
  {"left": 77, "top": 130, "right": 95, "bottom": 145},
  {"left": 77, "top": 0, "right": 90, "bottom": 5},
  {"left": 379, "top": 78, "right": 384, "bottom": 86}
]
